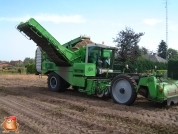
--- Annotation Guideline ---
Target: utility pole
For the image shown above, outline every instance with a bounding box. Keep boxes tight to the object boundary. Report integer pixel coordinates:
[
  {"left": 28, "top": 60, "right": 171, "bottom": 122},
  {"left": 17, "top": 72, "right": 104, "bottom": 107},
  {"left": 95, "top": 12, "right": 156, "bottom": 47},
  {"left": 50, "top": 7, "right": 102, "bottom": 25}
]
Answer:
[
  {"left": 165, "top": 0, "right": 168, "bottom": 60},
  {"left": 166, "top": 0, "right": 168, "bottom": 47}
]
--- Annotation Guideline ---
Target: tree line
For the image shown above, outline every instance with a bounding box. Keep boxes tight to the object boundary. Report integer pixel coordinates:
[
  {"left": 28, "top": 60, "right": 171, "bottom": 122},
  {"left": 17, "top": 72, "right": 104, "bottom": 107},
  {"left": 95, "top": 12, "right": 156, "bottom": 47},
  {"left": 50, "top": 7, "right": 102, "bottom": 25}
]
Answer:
[{"left": 113, "top": 27, "right": 178, "bottom": 62}]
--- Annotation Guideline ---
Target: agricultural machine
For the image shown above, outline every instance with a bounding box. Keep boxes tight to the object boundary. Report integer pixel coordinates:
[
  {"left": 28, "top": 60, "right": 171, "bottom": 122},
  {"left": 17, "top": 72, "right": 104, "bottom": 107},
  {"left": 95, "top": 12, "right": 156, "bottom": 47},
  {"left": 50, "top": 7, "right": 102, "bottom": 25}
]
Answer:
[{"left": 16, "top": 18, "right": 178, "bottom": 106}]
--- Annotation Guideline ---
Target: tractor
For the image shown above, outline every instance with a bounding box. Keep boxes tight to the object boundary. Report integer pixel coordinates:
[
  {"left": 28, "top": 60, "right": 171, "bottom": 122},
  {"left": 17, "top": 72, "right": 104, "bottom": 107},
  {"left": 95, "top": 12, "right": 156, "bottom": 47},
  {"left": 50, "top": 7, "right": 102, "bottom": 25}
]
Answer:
[{"left": 16, "top": 18, "right": 178, "bottom": 106}]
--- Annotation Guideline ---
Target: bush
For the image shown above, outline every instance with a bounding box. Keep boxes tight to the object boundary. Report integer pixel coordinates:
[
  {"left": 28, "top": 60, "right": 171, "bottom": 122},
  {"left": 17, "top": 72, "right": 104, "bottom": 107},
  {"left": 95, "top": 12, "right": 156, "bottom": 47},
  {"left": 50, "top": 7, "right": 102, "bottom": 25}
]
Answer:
[
  {"left": 25, "top": 63, "right": 36, "bottom": 74},
  {"left": 114, "top": 57, "right": 167, "bottom": 73},
  {"left": 168, "top": 59, "right": 178, "bottom": 79},
  {"left": 0, "top": 67, "right": 26, "bottom": 74}
]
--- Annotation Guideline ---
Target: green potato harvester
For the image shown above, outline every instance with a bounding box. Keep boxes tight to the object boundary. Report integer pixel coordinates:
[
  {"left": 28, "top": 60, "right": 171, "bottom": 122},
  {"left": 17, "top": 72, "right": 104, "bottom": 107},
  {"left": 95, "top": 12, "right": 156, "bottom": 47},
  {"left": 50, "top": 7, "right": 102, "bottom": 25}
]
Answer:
[{"left": 16, "top": 18, "right": 178, "bottom": 106}]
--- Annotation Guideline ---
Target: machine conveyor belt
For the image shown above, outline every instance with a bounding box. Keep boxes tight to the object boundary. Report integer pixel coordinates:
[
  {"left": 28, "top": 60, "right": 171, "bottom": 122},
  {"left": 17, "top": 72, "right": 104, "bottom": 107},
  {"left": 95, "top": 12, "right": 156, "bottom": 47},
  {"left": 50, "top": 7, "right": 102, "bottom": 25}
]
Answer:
[{"left": 17, "top": 18, "right": 72, "bottom": 66}]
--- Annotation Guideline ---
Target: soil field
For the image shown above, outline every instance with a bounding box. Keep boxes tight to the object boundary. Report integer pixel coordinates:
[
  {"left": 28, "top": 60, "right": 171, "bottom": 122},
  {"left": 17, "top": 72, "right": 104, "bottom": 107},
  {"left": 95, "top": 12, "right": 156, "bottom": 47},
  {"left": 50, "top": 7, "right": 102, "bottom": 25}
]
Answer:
[{"left": 0, "top": 74, "right": 178, "bottom": 134}]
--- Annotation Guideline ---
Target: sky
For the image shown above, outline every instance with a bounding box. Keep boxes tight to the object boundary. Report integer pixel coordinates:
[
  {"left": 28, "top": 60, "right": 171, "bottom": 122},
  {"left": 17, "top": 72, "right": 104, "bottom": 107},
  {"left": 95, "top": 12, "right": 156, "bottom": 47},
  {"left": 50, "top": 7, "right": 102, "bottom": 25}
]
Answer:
[{"left": 0, "top": 0, "right": 178, "bottom": 61}]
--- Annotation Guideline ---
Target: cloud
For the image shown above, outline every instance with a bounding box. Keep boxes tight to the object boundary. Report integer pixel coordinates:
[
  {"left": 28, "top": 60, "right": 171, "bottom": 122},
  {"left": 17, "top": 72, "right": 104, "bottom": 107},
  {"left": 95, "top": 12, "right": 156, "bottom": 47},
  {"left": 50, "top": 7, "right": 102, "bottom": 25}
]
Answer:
[
  {"left": 143, "top": 19, "right": 164, "bottom": 25},
  {"left": 0, "top": 13, "right": 86, "bottom": 23}
]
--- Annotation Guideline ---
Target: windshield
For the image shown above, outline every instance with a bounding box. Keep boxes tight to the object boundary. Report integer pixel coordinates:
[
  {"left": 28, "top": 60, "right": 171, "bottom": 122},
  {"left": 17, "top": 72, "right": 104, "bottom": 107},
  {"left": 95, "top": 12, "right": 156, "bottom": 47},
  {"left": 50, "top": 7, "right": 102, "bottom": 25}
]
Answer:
[{"left": 87, "top": 46, "right": 113, "bottom": 69}]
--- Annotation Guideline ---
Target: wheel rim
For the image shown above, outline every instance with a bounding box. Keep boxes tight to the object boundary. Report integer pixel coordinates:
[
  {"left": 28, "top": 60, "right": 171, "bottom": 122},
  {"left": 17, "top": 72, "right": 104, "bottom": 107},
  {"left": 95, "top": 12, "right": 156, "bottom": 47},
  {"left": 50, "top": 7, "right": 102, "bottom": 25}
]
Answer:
[
  {"left": 50, "top": 76, "right": 57, "bottom": 89},
  {"left": 112, "top": 79, "right": 132, "bottom": 103},
  {"left": 97, "top": 89, "right": 104, "bottom": 98},
  {"left": 104, "top": 88, "right": 110, "bottom": 96}
]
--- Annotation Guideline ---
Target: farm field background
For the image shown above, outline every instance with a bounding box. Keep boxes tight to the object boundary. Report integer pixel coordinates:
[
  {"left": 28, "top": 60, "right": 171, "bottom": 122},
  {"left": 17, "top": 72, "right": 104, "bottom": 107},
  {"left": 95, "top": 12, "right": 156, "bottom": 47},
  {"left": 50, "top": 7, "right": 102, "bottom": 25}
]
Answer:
[{"left": 0, "top": 74, "right": 178, "bottom": 134}]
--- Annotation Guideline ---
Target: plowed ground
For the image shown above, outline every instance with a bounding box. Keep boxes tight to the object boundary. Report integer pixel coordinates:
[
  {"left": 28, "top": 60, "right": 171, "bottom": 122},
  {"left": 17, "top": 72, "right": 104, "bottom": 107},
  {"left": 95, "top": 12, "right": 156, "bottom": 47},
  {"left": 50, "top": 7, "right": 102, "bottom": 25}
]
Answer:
[{"left": 0, "top": 74, "right": 178, "bottom": 134}]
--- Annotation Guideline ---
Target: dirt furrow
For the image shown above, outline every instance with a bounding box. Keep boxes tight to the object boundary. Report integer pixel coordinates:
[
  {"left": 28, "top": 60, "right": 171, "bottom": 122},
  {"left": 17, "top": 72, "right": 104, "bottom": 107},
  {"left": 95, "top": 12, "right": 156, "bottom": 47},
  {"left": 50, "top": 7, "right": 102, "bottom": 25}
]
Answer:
[
  {"left": 2, "top": 86, "right": 178, "bottom": 130},
  {"left": 0, "top": 95, "right": 110, "bottom": 134},
  {"left": 0, "top": 96, "right": 79, "bottom": 134},
  {"left": 0, "top": 102, "right": 45, "bottom": 134},
  {"left": 7, "top": 95, "right": 128, "bottom": 134},
  {"left": 4, "top": 86, "right": 178, "bottom": 117},
  {"left": 30, "top": 91, "right": 178, "bottom": 126},
  {"left": 6, "top": 91, "right": 173, "bottom": 134},
  {"left": 11, "top": 97, "right": 140, "bottom": 133},
  {"left": 0, "top": 94, "right": 144, "bottom": 134},
  {"left": 1, "top": 75, "right": 178, "bottom": 134}
]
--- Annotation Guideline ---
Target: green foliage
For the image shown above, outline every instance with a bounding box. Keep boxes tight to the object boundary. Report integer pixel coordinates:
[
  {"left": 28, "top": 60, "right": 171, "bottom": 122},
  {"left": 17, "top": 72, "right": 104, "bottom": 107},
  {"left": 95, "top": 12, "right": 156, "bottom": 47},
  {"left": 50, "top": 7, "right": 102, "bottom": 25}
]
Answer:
[
  {"left": 167, "top": 48, "right": 178, "bottom": 60},
  {"left": 23, "top": 57, "right": 35, "bottom": 66},
  {"left": 114, "top": 57, "right": 167, "bottom": 73},
  {"left": 157, "top": 40, "right": 167, "bottom": 59},
  {"left": 25, "top": 63, "right": 36, "bottom": 74},
  {"left": 14, "top": 63, "right": 24, "bottom": 67},
  {"left": 168, "top": 59, "right": 178, "bottom": 79},
  {"left": 0, "top": 67, "right": 26, "bottom": 74},
  {"left": 140, "top": 46, "right": 148, "bottom": 55},
  {"left": 113, "top": 27, "right": 144, "bottom": 62}
]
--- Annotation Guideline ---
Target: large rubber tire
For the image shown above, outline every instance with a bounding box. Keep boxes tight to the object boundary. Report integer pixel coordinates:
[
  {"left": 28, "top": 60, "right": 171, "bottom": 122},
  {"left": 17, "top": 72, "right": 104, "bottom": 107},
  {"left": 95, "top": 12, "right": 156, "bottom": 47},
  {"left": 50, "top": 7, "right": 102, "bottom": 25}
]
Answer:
[
  {"left": 48, "top": 72, "right": 64, "bottom": 92},
  {"left": 111, "top": 74, "right": 137, "bottom": 106},
  {"left": 61, "top": 79, "right": 70, "bottom": 89}
]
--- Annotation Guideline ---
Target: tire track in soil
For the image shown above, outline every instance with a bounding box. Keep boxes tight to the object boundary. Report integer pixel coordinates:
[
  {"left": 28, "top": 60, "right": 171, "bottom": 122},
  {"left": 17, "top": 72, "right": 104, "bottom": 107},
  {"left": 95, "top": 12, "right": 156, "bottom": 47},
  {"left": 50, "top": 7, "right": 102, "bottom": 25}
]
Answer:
[
  {"left": 2, "top": 95, "right": 135, "bottom": 134},
  {"left": 15, "top": 86, "right": 178, "bottom": 114},
  {"left": 0, "top": 97, "right": 57, "bottom": 134},
  {"left": 32, "top": 94, "right": 177, "bottom": 134},
  {"left": 32, "top": 91, "right": 177, "bottom": 132},
  {"left": 0, "top": 93, "right": 145, "bottom": 133},
  {"left": 1, "top": 90, "right": 173, "bottom": 134},
  {"left": 1, "top": 86, "right": 178, "bottom": 133},
  {"left": 7, "top": 94, "right": 144, "bottom": 133},
  {"left": 0, "top": 97, "right": 105, "bottom": 134},
  {"left": 0, "top": 95, "right": 113, "bottom": 134},
  {"left": 0, "top": 103, "right": 44, "bottom": 134},
  {"left": 28, "top": 90, "right": 178, "bottom": 126}
]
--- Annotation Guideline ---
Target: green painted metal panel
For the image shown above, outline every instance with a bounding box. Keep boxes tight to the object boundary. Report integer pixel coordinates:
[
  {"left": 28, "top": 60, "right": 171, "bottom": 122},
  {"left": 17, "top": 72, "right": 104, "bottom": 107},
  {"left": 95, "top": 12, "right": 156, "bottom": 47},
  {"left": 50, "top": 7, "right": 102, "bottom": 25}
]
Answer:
[
  {"left": 73, "top": 63, "right": 96, "bottom": 76},
  {"left": 138, "top": 76, "right": 178, "bottom": 103},
  {"left": 73, "top": 77, "right": 86, "bottom": 87},
  {"left": 85, "top": 79, "right": 96, "bottom": 95},
  {"left": 42, "top": 62, "right": 58, "bottom": 70},
  {"left": 17, "top": 18, "right": 81, "bottom": 66},
  {"left": 137, "top": 76, "right": 157, "bottom": 98},
  {"left": 57, "top": 67, "right": 73, "bottom": 85}
]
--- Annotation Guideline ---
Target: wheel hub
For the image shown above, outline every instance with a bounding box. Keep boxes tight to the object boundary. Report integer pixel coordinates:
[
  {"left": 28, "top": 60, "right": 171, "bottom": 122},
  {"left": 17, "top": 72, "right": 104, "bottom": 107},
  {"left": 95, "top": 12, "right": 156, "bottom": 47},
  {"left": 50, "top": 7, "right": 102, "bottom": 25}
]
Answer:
[{"left": 119, "top": 88, "right": 125, "bottom": 94}]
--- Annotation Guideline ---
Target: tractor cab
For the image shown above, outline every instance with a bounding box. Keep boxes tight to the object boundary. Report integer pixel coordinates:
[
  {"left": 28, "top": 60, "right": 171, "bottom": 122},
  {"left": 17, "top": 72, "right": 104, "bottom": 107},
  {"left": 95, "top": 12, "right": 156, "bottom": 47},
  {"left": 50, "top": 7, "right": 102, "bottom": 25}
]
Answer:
[{"left": 85, "top": 44, "right": 118, "bottom": 75}]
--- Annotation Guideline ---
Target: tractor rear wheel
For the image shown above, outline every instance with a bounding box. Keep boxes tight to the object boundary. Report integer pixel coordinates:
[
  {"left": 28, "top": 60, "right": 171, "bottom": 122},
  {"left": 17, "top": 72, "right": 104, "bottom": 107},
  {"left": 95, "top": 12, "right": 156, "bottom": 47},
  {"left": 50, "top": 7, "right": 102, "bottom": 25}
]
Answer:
[
  {"left": 48, "top": 72, "right": 64, "bottom": 92},
  {"left": 111, "top": 74, "right": 137, "bottom": 106}
]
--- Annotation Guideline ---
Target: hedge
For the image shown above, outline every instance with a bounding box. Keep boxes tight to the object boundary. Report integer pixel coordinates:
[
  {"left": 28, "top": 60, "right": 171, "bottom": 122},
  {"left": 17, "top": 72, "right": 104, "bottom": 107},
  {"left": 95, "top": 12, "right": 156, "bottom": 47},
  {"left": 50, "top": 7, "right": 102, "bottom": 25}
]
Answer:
[
  {"left": 168, "top": 59, "right": 178, "bottom": 79},
  {"left": 114, "top": 57, "right": 167, "bottom": 73}
]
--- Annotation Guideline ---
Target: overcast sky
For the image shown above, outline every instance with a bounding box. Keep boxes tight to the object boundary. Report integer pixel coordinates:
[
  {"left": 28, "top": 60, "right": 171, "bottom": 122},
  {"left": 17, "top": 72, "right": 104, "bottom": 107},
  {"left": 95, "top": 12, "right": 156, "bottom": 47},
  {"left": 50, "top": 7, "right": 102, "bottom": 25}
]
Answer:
[{"left": 0, "top": 0, "right": 178, "bottom": 61}]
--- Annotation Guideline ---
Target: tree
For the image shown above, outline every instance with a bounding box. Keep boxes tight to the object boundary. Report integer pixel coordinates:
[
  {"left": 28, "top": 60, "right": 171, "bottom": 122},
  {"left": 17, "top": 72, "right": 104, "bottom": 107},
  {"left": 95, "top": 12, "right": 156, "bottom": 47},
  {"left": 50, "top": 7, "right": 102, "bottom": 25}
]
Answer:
[
  {"left": 23, "top": 57, "right": 35, "bottom": 66},
  {"left": 26, "top": 63, "right": 36, "bottom": 74},
  {"left": 157, "top": 40, "right": 167, "bottom": 59},
  {"left": 113, "top": 27, "right": 144, "bottom": 62},
  {"left": 167, "top": 48, "right": 178, "bottom": 60},
  {"left": 141, "top": 46, "right": 148, "bottom": 55}
]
